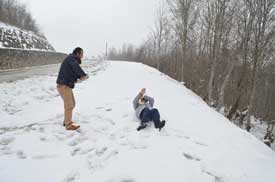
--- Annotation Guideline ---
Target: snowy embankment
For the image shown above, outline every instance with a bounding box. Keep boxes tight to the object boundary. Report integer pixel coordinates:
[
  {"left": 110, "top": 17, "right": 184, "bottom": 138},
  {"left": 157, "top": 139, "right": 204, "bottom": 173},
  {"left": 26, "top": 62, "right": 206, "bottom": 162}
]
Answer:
[
  {"left": 0, "top": 21, "right": 54, "bottom": 51},
  {"left": 0, "top": 61, "right": 274, "bottom": 182}
]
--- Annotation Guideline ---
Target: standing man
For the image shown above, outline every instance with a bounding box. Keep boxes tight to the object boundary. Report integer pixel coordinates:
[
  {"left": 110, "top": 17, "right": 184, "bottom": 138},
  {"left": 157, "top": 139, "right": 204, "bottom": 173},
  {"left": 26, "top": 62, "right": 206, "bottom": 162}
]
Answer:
[{"left": 56, "top": 47, "right": 89, "bottom": 130}]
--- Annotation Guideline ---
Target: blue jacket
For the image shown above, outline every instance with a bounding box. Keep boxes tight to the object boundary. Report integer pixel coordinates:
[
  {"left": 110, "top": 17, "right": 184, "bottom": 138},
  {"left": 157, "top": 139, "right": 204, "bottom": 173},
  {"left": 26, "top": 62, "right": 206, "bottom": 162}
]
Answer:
[{"left": 56, "top": 54, "right": 87, "bottom": 88}]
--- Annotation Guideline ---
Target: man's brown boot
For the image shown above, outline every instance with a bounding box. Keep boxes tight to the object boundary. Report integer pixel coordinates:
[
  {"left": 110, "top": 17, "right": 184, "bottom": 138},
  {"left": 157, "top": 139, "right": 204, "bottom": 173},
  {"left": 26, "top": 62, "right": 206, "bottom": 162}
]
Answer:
[{"left": 65, "top": 122, "right": 80, "bottom": 130}]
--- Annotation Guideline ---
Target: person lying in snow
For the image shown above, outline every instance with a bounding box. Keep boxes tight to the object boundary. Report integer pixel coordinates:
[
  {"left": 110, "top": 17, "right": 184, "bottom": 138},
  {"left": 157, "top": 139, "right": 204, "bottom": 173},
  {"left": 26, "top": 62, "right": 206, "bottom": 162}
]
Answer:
[{"left": 133, "top": 88, "right": 166, "bottom": 131}]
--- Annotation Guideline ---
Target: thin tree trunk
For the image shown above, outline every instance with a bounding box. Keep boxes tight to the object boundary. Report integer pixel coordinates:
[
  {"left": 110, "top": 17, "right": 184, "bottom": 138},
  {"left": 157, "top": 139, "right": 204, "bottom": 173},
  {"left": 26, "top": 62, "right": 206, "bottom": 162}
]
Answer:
[{"left": 217, "top": 60, "right": 235, "bottom": 111}]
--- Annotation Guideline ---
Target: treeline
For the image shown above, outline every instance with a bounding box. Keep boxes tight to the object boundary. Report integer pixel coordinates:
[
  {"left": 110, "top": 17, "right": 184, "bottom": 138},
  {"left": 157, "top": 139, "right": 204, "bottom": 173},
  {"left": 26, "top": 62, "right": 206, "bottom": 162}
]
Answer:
[
  {"left": 0, "top": 0, "right": 41, "bottom": 34},
  {"left": 109, "top": 0, "right": 275, "bottom": 132},
  {"left": 108, "top": 44, "right": 136, "bottom": 61}
]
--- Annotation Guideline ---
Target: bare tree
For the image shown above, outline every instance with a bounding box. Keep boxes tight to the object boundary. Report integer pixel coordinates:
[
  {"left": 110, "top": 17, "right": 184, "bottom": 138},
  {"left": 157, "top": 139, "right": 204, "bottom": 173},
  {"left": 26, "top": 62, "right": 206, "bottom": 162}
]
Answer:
[
  {"left": 227, "top": 0, "right": 257, "bottom": 121},
  {"left": 0, "top": 0, "right": 41, "bottom": 34},
  {"left": 151, "top": 2, "right": 166, "bottom": 70},
  {"left": 203, "top": 0, "right": 230, "bottom": 105},
  {"left": 167, "top": 0, "right": 199, "bottom": 82},
  {"left": 246, "top": 0, "right": 275, "bottom": 130},
  {"left": 217, "top": 0, "right": 241, "bottom": 111}
]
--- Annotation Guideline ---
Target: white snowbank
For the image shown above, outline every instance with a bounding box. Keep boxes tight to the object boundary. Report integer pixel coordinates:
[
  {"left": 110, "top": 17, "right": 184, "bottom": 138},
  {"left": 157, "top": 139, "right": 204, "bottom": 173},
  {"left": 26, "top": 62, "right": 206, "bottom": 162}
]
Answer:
[
  {"left": 0, "top": 61, "right": 274, "bottom": 182},
  {"left": 0, "top": 21, "right": 53, "bottom": 51}
]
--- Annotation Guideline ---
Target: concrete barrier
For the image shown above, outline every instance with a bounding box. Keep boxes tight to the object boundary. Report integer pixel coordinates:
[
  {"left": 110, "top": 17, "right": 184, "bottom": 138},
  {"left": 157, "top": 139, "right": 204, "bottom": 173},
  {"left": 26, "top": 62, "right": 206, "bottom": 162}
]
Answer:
[{"left": 0, "top": 48, "right": 67, "bottom": 70}]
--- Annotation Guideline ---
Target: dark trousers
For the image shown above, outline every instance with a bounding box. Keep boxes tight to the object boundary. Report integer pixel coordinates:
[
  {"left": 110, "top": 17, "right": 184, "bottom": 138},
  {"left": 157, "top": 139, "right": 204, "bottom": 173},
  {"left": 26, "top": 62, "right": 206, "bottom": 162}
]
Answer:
[{"left": 140, "top": 108, "right": 161, "bottom": 128}]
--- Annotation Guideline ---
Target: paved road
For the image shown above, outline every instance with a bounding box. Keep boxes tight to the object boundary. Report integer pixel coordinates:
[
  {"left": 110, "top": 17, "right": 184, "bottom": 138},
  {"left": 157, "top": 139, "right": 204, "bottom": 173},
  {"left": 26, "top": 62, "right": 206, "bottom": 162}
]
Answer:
[{"left": 0, "top": 64, "right": 60, "bottom": 83}]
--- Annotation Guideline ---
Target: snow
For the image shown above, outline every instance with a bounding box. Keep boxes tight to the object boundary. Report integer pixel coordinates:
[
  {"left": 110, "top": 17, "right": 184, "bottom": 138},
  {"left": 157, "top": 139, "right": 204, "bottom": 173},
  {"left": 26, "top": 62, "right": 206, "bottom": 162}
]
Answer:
[
  {"left": 0, "top": 46, "right": 57, "bottom": 52},
  {"left": 0, "top": 21, "right": 53, "bottom": 51},
  {"left": 0, "top": 61, "right": 275, "bottom": 182},
  {"left": 0, "top": 22, "right": 39, "bottom": 40}
]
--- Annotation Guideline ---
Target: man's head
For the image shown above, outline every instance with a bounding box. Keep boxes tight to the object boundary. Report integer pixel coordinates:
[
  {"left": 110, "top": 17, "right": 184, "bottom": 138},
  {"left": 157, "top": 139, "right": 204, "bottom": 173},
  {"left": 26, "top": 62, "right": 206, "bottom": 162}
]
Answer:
[{"left": 73, "top": 47, "right": 84, "bottom": 60}]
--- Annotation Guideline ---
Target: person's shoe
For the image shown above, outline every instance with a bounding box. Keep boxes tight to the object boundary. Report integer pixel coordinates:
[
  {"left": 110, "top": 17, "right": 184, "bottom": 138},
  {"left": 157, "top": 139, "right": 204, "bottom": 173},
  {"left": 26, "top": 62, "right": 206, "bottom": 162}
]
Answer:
[
  {"left": 158, "top": 120, "right": 166, "bottom": 131},
  {"left": 154, "top": 122, "right": 160, "bottom": 129},
  {"left": 137, "top": 123, "right": 147, "bottom": 131},
  {"left": 63, "top": 121, "right": 72, "bottom": 127},
  {"left": 65, "top": 123, "right": 80, "bottom": 130}
]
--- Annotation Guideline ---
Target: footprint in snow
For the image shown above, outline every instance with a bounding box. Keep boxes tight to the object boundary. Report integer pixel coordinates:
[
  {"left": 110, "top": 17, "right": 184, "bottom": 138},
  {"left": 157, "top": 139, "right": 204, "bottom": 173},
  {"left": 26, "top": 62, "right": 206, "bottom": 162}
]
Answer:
[
  {"left": 79, "top": 120, "right": 90, "bottom": 124},
  {"left": 71, "top": 147, "right": 81, "bottom": 156},
  {"left": 106, "top": 178, "right": 135, "bottom": 182},
  {"left": 62, "top": 171, "right": 80, "bottom": 182},
  {"left": 87, "top": 149, "right": 119, "bottom": 172},
  {"left": 120, "top": 180, "right": 135, "bottom": 182},
  {"left": 96, "top": 106, "right": 104, "bottom": 110},
  {"left": 182, "top": 152, "right": 201, "bottom": 161},
  {"left": 0, "top": 137, "right": 15, "bottom": 146},
  {"left": 202, "top": 170, "right": 224, "bottom": 182},
  {"left": 71, "top": 147, "right": 95, "bottom": 156},
  {"left": 39, "top": 136, "right": 47, "bottom": 141},
  {"left": 105, "top": 108, "right": 112, "bottom": 112},
  {"left": 95, "top": 147, "right": 108, "bottom": 156},
  {"left": 0, "top": 146, "right": 13, "bottom": 156},
  {"left": 39, "top": 127, "right": 45, "bottom": 133},
  {"left": 105, "top": 118, "right": 116, "bottom": 125},
  {"left": 130, "top": 144, "right": 148, "bottom": 150},
  {"left": 16, "top": 150, "right": 27, "bottom": 159},
  {"left": 122, "top": 114, "right": 129, "bottom": 118},
  {"left": 54, "top": 134, "right": 66, "bottom": 141},
  {"left": 23, "top": 127, "right": 32, "bottom": 132},
  {"left": 194, "top": 141, "right": 208, "bottom": 147},
  {"left": 109, "top": 133, "right": 117, "bottom": 141},
  {"left": 68, "top": 136, "right": 88, "bottom": 147},
  {"left": 32, "top": 154, "right": 57, "bottom": 159}
]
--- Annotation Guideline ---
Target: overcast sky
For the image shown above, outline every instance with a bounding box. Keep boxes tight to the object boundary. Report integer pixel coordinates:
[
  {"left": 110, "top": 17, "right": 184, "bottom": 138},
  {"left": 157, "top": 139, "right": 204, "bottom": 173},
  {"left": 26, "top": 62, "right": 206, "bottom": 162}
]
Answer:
[{"left": 19, "top": 0, "right": 160, "bottom": 57}]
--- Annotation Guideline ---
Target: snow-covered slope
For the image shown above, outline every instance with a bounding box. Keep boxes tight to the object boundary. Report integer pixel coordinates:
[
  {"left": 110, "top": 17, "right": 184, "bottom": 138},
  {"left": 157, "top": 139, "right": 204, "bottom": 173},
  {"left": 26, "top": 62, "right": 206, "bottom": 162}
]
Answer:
[
  {"left": 0, "top": 21, "right": 54, "bottom": 51},
  {"left": 0, "top": 61, "right": 274, "bottom": 182}
]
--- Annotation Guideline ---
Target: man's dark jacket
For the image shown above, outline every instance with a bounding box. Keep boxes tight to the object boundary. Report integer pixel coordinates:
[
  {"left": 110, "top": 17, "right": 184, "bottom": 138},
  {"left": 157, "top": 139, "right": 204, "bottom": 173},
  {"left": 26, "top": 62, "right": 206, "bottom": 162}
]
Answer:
[{"left": 56, "top": 54, "right": 87, "bottom": 89}]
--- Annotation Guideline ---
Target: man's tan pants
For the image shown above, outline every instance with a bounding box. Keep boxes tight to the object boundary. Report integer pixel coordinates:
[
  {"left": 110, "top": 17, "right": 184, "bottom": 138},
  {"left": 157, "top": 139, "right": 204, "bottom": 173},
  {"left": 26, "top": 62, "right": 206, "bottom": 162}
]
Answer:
[{"left": 57, "top": 84, "right": 75, "bottom": 125}]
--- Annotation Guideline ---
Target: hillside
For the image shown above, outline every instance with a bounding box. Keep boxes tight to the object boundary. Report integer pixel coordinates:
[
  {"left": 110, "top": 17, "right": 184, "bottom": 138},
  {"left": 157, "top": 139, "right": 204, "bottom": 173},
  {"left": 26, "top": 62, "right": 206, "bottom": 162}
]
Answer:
[{"left": 0, "top": 21, "right": 54, "bottom": 51}]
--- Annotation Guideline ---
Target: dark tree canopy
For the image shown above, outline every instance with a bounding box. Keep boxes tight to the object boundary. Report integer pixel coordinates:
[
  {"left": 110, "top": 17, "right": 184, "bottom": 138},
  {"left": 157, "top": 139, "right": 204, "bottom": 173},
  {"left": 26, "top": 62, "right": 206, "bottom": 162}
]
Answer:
[{"left": 0, "top": 0, "right": 42, "bottom": 35}]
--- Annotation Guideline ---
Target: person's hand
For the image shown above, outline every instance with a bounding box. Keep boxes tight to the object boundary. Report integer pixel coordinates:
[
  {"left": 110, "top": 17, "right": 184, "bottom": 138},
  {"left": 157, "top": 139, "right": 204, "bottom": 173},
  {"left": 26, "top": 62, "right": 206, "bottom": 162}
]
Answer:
[
  {"left": 139, "top": 88, "right": 146, "bottom": 96},
  {"left": 80, "top": 75, "right": 89, "bottom": 81},
  {"left": 76, "top": 79, "right": 82, "bottom": 83}
]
